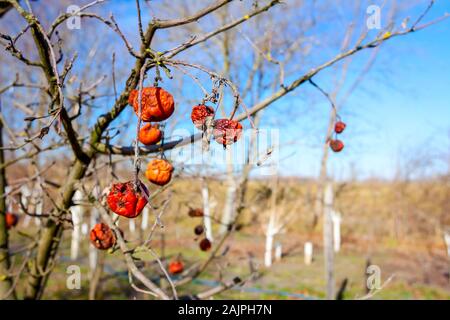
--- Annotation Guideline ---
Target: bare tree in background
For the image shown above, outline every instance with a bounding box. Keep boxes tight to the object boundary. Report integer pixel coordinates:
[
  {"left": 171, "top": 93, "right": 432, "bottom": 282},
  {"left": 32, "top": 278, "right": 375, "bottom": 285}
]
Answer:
[{"left": 0, "top": 0, "right": 447, "bottom": 300}]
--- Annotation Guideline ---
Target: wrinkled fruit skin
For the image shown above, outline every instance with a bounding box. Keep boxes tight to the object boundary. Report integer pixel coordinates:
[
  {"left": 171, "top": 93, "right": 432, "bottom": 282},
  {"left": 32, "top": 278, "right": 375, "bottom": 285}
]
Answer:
[
  {"left": 213, "top": 119, "right": 243, "bottom": 146},
  {"left": 334, "top": 121, "right": 346, "bottom": 134},
  {"left": 194, "top": 225, "right": 204, "bottom": 235},
  {"left": 191, "top": 105, "right": 215, "bottom": 130},
  {"left": 330, "top": 139, "right": 344, "bottom": 152},
  {"left": 5, "top": 213, "right": 18, "bottom": 230},
  {"left": 145, "top": 159, "right": 174, "bottom": 186},
  {"left": 139, "top": 123, "right": 162, "bottom": 145},
  {"left": 168, "top": 261, "right": 184, "bottom": 275},
  {"left": 188, "top": 208, "right": 204, "bottom": 217},
  {"left": 107, "top": 181, "right": 149, "bottom": 218},
  {"left": 90, "top": 223, "right": 116, "bottom": 250},
  {"left": 199, "top": 238, "right": 212, "bottom": 251},
  {"left": 129, "top": 87, "right": 175, "bottom": 122}
]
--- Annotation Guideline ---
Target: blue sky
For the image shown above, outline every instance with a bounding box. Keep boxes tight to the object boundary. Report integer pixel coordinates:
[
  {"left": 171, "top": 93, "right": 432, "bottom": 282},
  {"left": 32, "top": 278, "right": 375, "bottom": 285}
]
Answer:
[
  {"left": 5, "top": 0, "right": 448, "bottom": 181},
  {"left": 331, "top": 2, "right": 450, "bottom": 180},
  {"left": 283, "top": 6, "right": 450, "bottom": 180},
  {"left": 109, "top": 1, "right": 450, "bottom": 180}
]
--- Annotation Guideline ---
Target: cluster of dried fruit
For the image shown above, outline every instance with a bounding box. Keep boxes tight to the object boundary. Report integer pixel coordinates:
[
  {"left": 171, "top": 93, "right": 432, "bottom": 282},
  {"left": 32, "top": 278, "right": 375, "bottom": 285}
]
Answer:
[
  {"left": 130, "top": 87, "right": 175, "bottom": 187},
  {"left": 329, "top": 120, "right": 346, "bottom": 153},
  {"left": 187, "top": 208, "right": 212, "bottom": 252},
  {"left": 92, "top": 87, "right": 243, "bottom": 251},
  {"left": 90, "top": 87, "right": 177, "bottom": 249},
  {"left": 106, "top": 87, "right": 177, "bottom": 216},
  {"left": 190, "top": 104, "right": 243, "bottom": 148}
]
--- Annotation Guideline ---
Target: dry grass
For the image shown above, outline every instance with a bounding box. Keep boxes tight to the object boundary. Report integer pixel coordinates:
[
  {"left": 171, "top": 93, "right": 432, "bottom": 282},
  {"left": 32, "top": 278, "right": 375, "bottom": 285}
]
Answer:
[{"left": 6, "top": 159, "right": 450, "bottom": 299}]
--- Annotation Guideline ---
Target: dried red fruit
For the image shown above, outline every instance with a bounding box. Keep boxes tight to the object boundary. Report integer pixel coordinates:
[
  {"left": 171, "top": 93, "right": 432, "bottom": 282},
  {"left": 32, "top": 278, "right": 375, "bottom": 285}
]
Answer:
[
  {"left": 129, "top": 87, "right": 175, "bottom": 122},
  {"left": 334, "top": 121, "right": 346, "bottom": 134},
  {"left": 199, "top": 238, "right": 212, "bottom": 251},
  {"left": 194, "top": 225, "right": 204, "bottom": 235},
  {"left": 188, "top": 208, "right": 204, "bottom": 218},
  {"left": 5, "top": 213, "right": 18, "bottom": 230},
  {"left": 139, "top": 123, "right": 162, "bottom": 145},
  {"left": 107, "top": 181, "right": 149, "bottom": 218},
  {"left": 145, "top": 159, "right": 174, "bottom": 186},
  {"left": 330, "top": 139, "right": 344, "bottom": 152},
  {"left": 191, "top": 105, "right": 215, "bottom": 130},
  {"left": 90, "top": 223, "right": 116, "bottom": 250},
  {"left": 168, "top": 260, "right": 184, "bottom": 275},
  {"left": 213, "top": 119, "right": 243, "bottom": 146}
]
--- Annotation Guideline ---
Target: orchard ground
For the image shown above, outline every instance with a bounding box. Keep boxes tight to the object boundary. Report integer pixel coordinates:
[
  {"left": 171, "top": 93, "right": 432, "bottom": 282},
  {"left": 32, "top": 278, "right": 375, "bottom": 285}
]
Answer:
[{"left": 7, "top": 178, "right": 450, "bottom": 300}]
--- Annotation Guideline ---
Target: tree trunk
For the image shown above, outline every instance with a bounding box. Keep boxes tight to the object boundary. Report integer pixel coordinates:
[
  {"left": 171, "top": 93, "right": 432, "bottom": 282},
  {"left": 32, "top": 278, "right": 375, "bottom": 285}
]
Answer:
[
  {"left": 264, "top": 231, "right": 274, "bottom": 267},
  {"left": 34, "top": 190, "right": 43, "bottom": 227},
  {"left": 312, "top": 108, "right": 336, "bottom": 229},
  {"left": 323, "top": 182, "right": 335, "bottom": 299},
  {"left": 202, "top": 179, "right": 213, "bottom": 241},
  {"left": 89, "top": 251, "right": 104, "bottom": 300},
  {"left": 129, "top": 219, "right": 136, "bottom": 234},
  {"left": 220, "top": 148, "right": 237, "bottom": 235},
  {"left": 274, "top": 243, "right": 282, "bottom": 262},
  {"left": 23, "top": 11, "right": 149, "bottom": 297},
  {"left": 304, "top": 242, "right": 313, "bottom": 265},
  {"left": 20, "top": 185, "right": 31, "bottom": 227},
  {"left": 70, "top": 190, "right": 84, "bottom": 261},
  {"left": 31, "top": 186, "right": 41, "bottom": 227},
  {"left": 265, "top": 179, "right": 278, "bottom": 268},
  {"left": 0, "top": 100, "right": 16, "bottom": 299},
  {"left": 25, "top": 159, "right": 90, "bottom": 299},
  {"left": 444, "top": 232, "right": 450, "bottom": 283},
  {"left": 364, "top": 257, "right": 372, "bottom": 294},
  {"left": 89, "top": 208, "right": 99, "bottom": 279},
  {"left": 141, "top": 207, "right": 149, "bottom": 231},
  {"left": 332, "top": 210, "right": 341, "bottom": 253}
]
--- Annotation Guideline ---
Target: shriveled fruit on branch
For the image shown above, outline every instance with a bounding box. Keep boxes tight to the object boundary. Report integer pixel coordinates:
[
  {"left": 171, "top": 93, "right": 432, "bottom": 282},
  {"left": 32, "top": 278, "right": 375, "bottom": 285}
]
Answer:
[
  {"left": 168, "top": 260, "right": 184, "bottom": 275},
  {"left": 5, "top": 213, "right": 18, "bottom": 230},
  {"left": 90, "top": 223, "right": 116, "bottom": 250},
  {"left": 191, "top": 104, "right": 215, "bottom": 130},
  {"left": 334, "top": 121, "right": 346, "bottom": 134},
  {"left": 188, "top": 208, "right": 204, "bottom": 217},
  {"left": 329, "top": 139, "right": 344, "bottom": 152},
  {"left": 107, "top": 181, "right": 149, "bottom": 218},
  {"left": 213, "top": 119, "right": 243, "bottom": 146},
  {"left": 199, "top": 238, "right": 212, "bottom": 251},
  {"left": 194, "top": 225, "right": 204, "bottom": 235},
  {"left": 145, "top": 159, "right": 174, "bottom": 186},
  {"left": 128, "top": 87, "right": 175, "bottom": 122},
  {"left": 139, "top": 123, "right": 162, "bottom": 145}
]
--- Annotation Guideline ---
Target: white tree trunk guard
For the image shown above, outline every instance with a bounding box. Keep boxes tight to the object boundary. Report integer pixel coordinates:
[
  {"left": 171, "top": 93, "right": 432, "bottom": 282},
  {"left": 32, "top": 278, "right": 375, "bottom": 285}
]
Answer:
[
  {"left": 331, "top": 210, "right": 341, "bottom": 253},
  {"left": 202, "top": 182, "right": 213, "bottom": 242},
  {"left": 141, "top": 206, "right": 149, "bottom": 230},
  {"left": 304, "top": 241, "right": 313, "bottom": 265}
]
